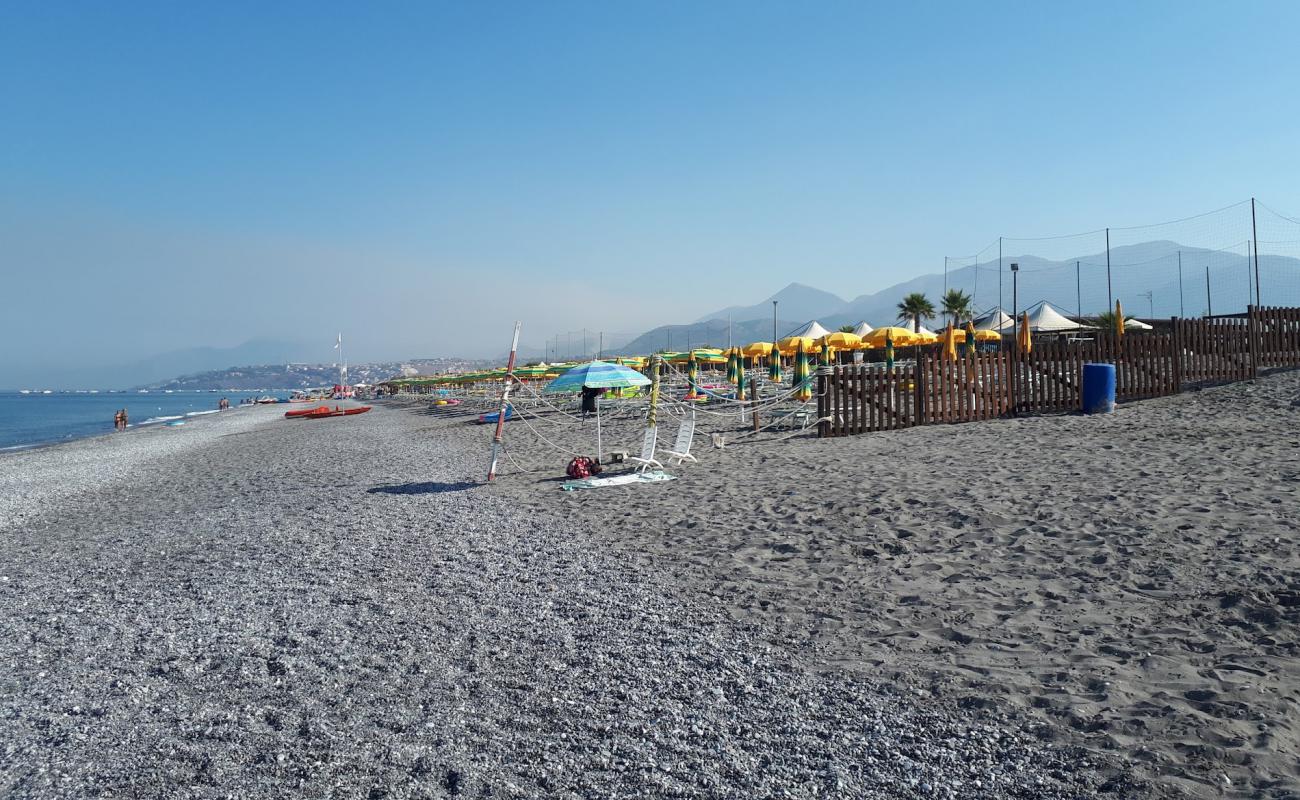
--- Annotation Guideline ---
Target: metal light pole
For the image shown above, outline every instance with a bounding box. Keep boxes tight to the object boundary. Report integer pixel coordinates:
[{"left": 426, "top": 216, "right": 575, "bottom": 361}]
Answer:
[{"left": 1205, "top": 266, "right": 1212, "bottom": 317}]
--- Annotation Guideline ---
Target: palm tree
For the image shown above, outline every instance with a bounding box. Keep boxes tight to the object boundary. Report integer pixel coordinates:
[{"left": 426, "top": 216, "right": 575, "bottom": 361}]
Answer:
[
  {"left": 837, "top": 324, "right": 856, "bottom": 333},
  {"left": 941, "top": 289, "right": 973, "bottom": 327},
  {"left": 1091, "top": 311, "right": 1120, "bottom": 335},
  {"left": 896, "top": 292, "right": 936, "bottom": 333}
]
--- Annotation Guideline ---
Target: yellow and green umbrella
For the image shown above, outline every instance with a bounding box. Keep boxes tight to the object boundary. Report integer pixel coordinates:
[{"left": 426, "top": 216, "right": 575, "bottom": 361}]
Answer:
[
  {"left": 795, "top": 340, "right": 812, "bottom": 401},
  {"left": 686, "top": 354, "right": 700, "bottom": 399},
  {"left": 885, "top": 330, "right": 895, "bottom": 370},
  {"left": 726, "top": 348, "right": 739, "bottom": 384},
  {"left": 769, "top": 342, "right": 782, "bottom": 382}
]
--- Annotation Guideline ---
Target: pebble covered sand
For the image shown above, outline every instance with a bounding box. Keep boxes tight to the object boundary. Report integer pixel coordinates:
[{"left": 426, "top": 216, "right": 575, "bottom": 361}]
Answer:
[
  {"left": 0, "top": 401, "right": 1138, "bottom": 798},
  {"left": 490, "top": 370, "right": 1300, "bottom": 799}
]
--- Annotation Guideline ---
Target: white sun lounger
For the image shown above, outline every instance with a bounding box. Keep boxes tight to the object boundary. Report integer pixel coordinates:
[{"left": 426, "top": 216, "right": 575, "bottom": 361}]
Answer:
[
  {"left": 625, "top": 427, "right": 663, "bottom": 473},
  {"left": 663, "top": 413, "right": 697, "bottom": 466}
]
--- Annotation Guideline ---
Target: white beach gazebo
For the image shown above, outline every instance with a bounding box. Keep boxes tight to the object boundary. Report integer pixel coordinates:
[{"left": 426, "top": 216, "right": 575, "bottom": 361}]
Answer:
[
  {"left": 973, "top": 307, "right": 1014, "bottom": 331},
  {"left": 785, "top": 320, "right": 832, "bottom": 340}
]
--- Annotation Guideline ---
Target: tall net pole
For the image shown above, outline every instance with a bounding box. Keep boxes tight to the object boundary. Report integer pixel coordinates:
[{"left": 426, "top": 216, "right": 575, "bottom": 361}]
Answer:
[{"left": 485, "top": 322, "right": 521, "bottom": 482}]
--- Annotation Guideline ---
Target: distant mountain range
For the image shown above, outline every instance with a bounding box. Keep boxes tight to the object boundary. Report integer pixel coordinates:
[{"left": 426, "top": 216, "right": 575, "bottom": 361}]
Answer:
[
  {"left": 603, "top": 240, "right": 1300, "bottom": 355},
  {"left": 138, "top": 357, "right": 493, "bottom": 391}
]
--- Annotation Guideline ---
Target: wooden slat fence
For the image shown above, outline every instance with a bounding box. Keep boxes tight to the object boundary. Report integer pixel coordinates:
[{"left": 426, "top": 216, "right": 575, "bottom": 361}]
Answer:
[
  {"left": 1251, "top": 306, "right": 1300, "bottom": 369},
  {"left": 817, "top": 364, "right": 917, "bottom": 437},
  {"left": 1173, "top": 317, "right": 1255, "bottom": 384},
  {"left": 817, "top": 305, "right": 1300, "bottom": 438}
]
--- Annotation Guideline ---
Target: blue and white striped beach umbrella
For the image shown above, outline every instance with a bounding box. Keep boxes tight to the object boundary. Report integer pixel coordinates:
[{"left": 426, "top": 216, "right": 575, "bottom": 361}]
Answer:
[{"left": 544, "top": 360, "right": 653, "bottom": 393}]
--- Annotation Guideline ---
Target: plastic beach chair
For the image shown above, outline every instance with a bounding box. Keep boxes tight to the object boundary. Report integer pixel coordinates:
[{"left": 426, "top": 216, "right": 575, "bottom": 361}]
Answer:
[
  {"left": 663, "top": 413, "right": 697, "bottom": 466},
  {"left": 625, "top": 427, "right": 663, "bottom": 473}
]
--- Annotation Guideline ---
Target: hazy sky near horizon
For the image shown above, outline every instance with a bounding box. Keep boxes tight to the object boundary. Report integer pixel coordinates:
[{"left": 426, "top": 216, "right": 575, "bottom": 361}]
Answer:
[{"left": 4, "top": 1, "right": 1300, "bottom": 373}]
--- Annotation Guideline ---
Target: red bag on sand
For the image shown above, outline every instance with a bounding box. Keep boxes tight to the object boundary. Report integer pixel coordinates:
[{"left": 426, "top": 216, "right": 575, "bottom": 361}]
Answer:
[{"left": 566, "top": 457, "right": 592, "bottom": 479}]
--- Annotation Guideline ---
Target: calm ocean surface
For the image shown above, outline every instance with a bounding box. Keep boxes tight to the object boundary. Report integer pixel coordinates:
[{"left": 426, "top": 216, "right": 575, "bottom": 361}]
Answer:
[{"left": 0, "top": 391, "right": 270, "bottom": 451}]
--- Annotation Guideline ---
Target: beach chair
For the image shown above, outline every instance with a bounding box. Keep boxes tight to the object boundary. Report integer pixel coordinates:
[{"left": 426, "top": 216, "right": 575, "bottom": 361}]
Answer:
[
  {"left": 663, "top": 413, "right": 697, "bottom": 466},
  {"left": 625, "top": 426, "right": 663, "bottom": 473}
]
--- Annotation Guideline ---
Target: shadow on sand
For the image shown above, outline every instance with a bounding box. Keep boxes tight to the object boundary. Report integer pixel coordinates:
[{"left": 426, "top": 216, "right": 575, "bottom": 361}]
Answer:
[{"left": 367, "top": 481, "right": 479, "bottom": 495}]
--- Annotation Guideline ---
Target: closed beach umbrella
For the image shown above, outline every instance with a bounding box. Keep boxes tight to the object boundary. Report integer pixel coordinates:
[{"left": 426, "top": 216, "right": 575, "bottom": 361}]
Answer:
[
  {"left": 943, "top": 324, "right": 958, "bottom": 362},
  {"left": 795, "top": 340, "right": 811, "bottom": 401},
  {"left": 1018, "top": 312, "right": 1032, "bottom": 353},
  {"left": 769, "top": 342, "right": 783, "bottom": 382},
  {"left": 965, "top": 321, "right": 978, "bottom": 356},
  {"left": 686, "top": 354, "right": 699, "bottom": 399},
  {"left": 726, "top": 349, "right": 739, "bottom": 384},
  {"left": 819, "top": 341, "right": 831, "bottom": 367},
  {"left": 885, "top": 330, "right": 895, "bottom": 370},
  {"left": 1115, "top": 299, "right": 1125, "bottom": 337},
  {"left": 736, "top": 358, "right": 746, "bottom": 401}
]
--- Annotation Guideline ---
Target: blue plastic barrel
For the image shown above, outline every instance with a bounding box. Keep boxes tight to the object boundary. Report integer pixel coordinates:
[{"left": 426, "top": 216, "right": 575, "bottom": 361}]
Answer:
[{"left": 1081, "top": 363, "right": 1116, "bottom": 414}]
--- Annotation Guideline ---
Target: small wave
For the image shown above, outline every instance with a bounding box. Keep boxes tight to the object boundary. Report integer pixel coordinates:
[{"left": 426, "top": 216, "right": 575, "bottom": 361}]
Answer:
[
  {"left": 141, "top": 415, "right": 184, "bottom": 425},
  {"left": 185, "top": 410, "right": 220, "bottom": 417}
]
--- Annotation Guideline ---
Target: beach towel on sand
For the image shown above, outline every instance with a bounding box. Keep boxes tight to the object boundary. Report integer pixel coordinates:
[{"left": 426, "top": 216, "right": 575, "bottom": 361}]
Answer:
[{"left": 560, "top": 471, "right": 676, "bottom": 491}]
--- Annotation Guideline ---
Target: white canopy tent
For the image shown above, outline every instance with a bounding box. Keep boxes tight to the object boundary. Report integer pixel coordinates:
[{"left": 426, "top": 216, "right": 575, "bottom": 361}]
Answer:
[
  {"left": 851, "top": 321, "right": 874, "bottom": 337},
  {"left": 972, "top": 308, "right": 1014, "bottom": 331},
  {"left": 785, "top": 320, "right": 832, "bottom": 340},
  {"left": 1125, "top": 318, "right": 1154, "bottom": 331},
  {"left": 1021, "top": 302, "right": 1092, "bottom": 333}
]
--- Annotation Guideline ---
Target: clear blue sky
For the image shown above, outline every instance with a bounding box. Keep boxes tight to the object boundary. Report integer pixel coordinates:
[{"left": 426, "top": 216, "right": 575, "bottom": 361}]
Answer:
[{"left": 4, "top": 1, "right": 1299, "bottom": 375}]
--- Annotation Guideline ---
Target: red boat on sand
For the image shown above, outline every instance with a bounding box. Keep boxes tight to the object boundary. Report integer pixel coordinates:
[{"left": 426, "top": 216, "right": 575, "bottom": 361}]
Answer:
[{"left": 284, "top": 405, "right": 372, "bottom": 420}]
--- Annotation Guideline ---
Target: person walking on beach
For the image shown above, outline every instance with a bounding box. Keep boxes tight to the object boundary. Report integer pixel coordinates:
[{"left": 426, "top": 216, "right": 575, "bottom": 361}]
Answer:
[
  {"left": 580, "top": 386, "right": 604, "bottom": 418},
  {"left": 120, "top": 408, "right": 128, "bottom": 429}
]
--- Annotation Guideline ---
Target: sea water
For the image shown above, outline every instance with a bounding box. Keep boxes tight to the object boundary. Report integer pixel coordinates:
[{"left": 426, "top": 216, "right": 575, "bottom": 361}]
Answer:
[{"left": 0, "top": 391, "right": 269, "bottom": 451}]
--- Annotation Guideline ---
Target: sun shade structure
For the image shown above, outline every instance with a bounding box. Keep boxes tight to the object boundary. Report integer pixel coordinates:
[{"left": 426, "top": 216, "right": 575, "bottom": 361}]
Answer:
[
  {"left": 777, "top": 336, "right": 817, "bottom": 355},
  {"left": 794, "top": 341, "right": 812, "bottom": 401},
  {"left": 973, "top": 308, "right": 1015, "bottom": 331},
  {"left": 741, "top": 341, "right": 774, "bottom": 357},
  {"left": 948, "top": 326, "right": 1002, "bottom": 344},
  {"left": 816, "top": 331, "right": 863, "bottom": 351},
  {"left": 851, "top": 321, "right": 874, "bottom": 337},
  {"left": 786, "top": 320, "right": 832, "bottom": 340},
  {"left": 667, "top": 349, "right": 725, "bottom": 364},
  {"left": 1021, "top": 302, "right": 1091, "bottom": 333},
  {"left": 545, "top": 360, "right": 652, "bottom": 393},
  {"left": 1018, "top": 312, "right": 1033, "bottom": 353},
  {"left": 1125, "top": 317, "right": 1154, "bottom": 330},
  {"left": 864, "top": 326, "right": 919, "bottom": 347}
]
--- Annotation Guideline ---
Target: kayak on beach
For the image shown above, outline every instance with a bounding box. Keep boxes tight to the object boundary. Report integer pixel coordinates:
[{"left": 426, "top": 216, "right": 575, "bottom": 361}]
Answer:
[{"left": 285, "top": 405, "right": 371, "bottom": 420}]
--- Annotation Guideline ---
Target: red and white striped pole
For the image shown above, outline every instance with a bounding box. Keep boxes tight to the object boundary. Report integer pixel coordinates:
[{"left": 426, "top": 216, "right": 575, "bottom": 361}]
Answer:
[{"left": 486, "top": 322, "right": 522, "bottom": 482}]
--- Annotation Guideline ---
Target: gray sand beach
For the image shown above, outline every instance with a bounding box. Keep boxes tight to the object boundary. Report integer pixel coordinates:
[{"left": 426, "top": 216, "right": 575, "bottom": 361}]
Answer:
[
  {"left": 487, "top": 370, "right": 1300, "bottom": 798},
  {"left": 1, "top": 401, "right": 1131, "bottom": 798}
]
